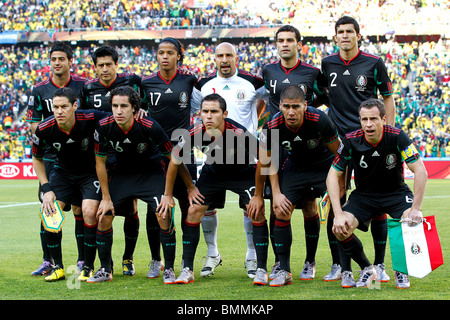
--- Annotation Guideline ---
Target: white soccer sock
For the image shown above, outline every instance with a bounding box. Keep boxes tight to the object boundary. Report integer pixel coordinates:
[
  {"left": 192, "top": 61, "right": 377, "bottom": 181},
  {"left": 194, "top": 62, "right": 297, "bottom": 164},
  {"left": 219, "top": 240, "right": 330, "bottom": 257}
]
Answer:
[
  {"left": 201, "top": 210, "right": 219, "bottom": 257},
  {"left": 243, "top": 212, "right": 256, "bottom": 260}
]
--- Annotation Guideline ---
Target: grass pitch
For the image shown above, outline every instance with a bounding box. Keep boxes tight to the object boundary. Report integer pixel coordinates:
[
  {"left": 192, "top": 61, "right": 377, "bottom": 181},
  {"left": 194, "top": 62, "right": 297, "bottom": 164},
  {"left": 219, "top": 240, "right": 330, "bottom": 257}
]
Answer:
[{"left": 0, "top": 179, "right": 448, "bottom": 304}]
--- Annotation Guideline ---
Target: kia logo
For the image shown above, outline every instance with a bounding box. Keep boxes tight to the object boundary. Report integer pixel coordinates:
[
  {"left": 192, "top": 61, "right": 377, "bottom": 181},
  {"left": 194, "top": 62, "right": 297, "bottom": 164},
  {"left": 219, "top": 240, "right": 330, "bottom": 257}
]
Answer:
[{"left": 0, "top": 164, "right": 20, "bottom": 178}]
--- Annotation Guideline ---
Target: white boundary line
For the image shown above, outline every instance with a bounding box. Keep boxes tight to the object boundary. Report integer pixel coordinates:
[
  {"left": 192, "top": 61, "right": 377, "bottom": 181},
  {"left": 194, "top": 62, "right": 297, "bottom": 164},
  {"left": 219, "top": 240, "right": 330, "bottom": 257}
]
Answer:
[{"left": 0, "top": 202, "right": 40, "bottom": 209}]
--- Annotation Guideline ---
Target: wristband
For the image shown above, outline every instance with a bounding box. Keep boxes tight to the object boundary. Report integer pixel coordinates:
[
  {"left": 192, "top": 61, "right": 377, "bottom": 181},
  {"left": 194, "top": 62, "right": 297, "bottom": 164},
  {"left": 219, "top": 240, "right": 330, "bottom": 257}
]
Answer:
[{"left": 41, "top": 183, "right": 52, "bottom": 193}]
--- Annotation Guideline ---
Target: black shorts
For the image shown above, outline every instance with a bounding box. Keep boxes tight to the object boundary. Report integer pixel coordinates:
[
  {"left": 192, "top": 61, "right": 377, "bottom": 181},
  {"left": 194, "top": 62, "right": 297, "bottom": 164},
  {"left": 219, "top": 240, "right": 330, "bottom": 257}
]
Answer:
[
  {"left": 49, "top": 167, "right": 101, "bottom": 208},
  {"left": 343, "top": 185, "right": 414, "bottom": 232},
  {"left": 279, "top": 157, "right": 332, "bottom": 209},
  {"left": 109, "top": 167, "right": 165, "bottom": 216},
  {"left": 38, "top": 159, "right": 56, "bottom": 203},
  {"left": 197, "top": 164, "right": 256, "bottom": 210}
]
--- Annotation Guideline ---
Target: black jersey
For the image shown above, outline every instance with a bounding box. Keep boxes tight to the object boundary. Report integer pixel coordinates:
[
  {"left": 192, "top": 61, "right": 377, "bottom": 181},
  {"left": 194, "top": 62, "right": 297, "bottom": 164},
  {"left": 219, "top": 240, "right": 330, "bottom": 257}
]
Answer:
[
  {"left": 332, "top": 125, "right": 420, "bottom": 194},
  {"left": 26, "top": 75, "right": 87, "bottom": 122},
  {"left": 141, "top": 69, "right": 198, "bottom": 143},
  {"left": 94, "top": 115, "right": 173, "bottom": 173},
  {"left": 80, "top": 73, "right": 143, "bottom": 112},
  {"left": 173, "top": 118, "right": 258, "bottom": 174},
  {"left": 320, "top": 50, "right": 393, "bottom": 136},
  {"left": 32, "top": 110, "right": 108, "bottom": 174},
  {"left": 260, "top": 107, "right": 338, "bottom": 168},
  {"left": 262, "top": 60, "right": 327, "bottom": 116}
]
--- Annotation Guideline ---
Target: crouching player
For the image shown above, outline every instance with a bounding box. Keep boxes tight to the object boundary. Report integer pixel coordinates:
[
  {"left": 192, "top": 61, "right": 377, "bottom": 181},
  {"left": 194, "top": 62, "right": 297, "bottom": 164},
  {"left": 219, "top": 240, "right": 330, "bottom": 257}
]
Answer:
[
  {"left": 326, "top": 98, "right": 427, "bottom": 288},
  {"left": 32, "top": 87, "right": 107, "bottom": 282},
  {"left": 157, "top": 93, "right": 259, "bottom": 284}
]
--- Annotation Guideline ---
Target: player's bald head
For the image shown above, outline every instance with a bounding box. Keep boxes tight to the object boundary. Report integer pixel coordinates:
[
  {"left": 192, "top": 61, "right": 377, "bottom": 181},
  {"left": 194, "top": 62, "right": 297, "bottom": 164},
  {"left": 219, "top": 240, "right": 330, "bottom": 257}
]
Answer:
[{"left": 215, "top": 42, "right": 236, "bottom": 55}]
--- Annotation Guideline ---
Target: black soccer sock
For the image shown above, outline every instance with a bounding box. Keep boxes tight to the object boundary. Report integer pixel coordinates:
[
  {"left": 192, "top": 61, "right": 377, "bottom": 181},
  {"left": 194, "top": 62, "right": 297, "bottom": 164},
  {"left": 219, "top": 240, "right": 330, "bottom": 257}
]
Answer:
[
  {"left": 327, "top": 216, "right": 341, "bottom": 265},
  {"left": 40, "top": 223, "right": 52, "bottom": 262},
  {"left": 123, "top": 212, "right": 139, "bottom": 261},
  {"left": 339, "top": 233, "right": 371, "bottom": 271},
  {"left": 45, "top": 230, "right": 63, "bottom": 268},
  {"left": 146, "top": 209, "right": 161, "bottom": 261},
  {"left": 273, "top": 219, "right": 292, "bottom": 272},
  {"left": 304, "top": 213, "right": 320, "bottom": 263},
  {"left": 180, "top": 209, "right": 188, "bottom": 233},
  {"left": 160, "top": 227, "right": 176, "bottom": 270},
  {"left": 269, "top": 212, "right": 279, "bottom": 263},
  {"left": 97, "top": 228, "right": 113, "bottom": 273},
  {"left": 371, "top": 214, "right": 387, "bottom": 266},
  {"left": 84, "top": 223, "right": 97, "bottom": 269},
  {"left": 182, "top": 221, "right": 201, "bottom": 271},
  {"left": 74, "top": 214, "right": 84, "bottom": 262},
  {"left": 337, "top": 241, "right": 352, "bottom": 272},
  {"left": 252, "top": 220, "right": 269, "bottom": 270}
]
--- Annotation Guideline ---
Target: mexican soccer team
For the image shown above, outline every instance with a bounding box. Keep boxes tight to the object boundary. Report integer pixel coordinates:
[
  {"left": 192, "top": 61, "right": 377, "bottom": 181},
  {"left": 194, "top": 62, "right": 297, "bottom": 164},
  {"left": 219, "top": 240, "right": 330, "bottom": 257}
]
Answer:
[{"left": 28, "top": 16, "right": 427, "bottom": 289}]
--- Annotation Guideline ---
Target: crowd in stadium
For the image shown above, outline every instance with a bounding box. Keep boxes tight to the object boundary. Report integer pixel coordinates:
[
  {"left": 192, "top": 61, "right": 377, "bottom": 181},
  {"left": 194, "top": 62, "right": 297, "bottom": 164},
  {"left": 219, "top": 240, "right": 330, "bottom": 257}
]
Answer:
[
  {"left": 0, "top": 0, "right": 448, "bottom": 31},
  {"left": 0, "top": 1, "right": 449, "bottom": 161}
]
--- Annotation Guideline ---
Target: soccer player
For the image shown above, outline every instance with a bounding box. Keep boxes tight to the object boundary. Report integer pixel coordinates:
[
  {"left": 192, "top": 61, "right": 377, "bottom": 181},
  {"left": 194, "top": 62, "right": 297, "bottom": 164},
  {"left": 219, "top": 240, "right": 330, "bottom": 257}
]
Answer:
[
  {"left": 261, "top": 25, "right": 332, "bottom": 281},
  {"left": 320, "top": 16, "right": 396, "bottom": 282},
  {"left": 191, "top": 42, "right": 268, "bottom": 278},
  {"left": 262, "top": 25, "right": 327, "bottom": 117},
  {"left": 247, "top": 85, "right": 341, "bottom": 286},
  {"left": 80, "top": 45, "right": 144, "bottom": 276},
  {"left": 157, "top": 93, "right": 259, "bottom": 284},
  {"left": 26, "top": 41, "right": 87, "bottom": 276},
  {"left": 141, "top": 37, "right": 199, "bottom": 278},
  {"left": 326, "top": 98, "right": 427, "bottom": 288},
  {"left": 92, "top": 86, "right": 192, "bottom": 284},
  {"left": 32, "top": 87, "right": 106, "bottom": 282}
]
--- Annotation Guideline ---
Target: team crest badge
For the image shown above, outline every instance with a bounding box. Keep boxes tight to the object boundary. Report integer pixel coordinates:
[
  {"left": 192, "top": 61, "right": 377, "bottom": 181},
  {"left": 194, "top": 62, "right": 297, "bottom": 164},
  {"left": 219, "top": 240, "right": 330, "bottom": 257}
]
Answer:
[
  {"left": 298, "top": 84, "right": 307, "bottom": 94},
  {"left": 411, "top": 242, "right": 422, "bottom": 255},
  {"left": 81, "top": 138, "right": 90, "bottom": 151},
  {"left": 236, "top": 89, "right": 246, "bottom": 100},
  {"left": 307, "top": 139, "right": 319, "bottom": 149},
  {"left": 137, "top": 143, "right": 148, "bottom": 153},
  {"left": 179, "top": 92, "right": 188, "bottom": 108},
  {"left": 355, "top": 75, "right": 367, "bottom": 91},
  {"left": 386, "top": 153, "right": 397, "bottom": 169}
]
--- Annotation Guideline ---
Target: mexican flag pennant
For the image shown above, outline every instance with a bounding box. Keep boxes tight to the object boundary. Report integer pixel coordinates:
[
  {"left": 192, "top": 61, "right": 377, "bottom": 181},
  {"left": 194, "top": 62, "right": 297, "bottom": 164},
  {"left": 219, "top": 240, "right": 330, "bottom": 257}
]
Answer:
[{"left": 387, "top": 215, "right": 443, "bottom": 278}]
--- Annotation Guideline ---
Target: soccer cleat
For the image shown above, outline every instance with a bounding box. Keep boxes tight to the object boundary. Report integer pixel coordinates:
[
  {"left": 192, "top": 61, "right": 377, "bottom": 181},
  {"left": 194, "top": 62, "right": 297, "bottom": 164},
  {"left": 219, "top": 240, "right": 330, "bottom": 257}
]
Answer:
[
  {"left": 269, "top": 261, "right": 281, "bottom": 280},
  {"left": 245, "top": 259, "right": 257, "bottom": 278},
  {"left": 175, "top": 267, "right": 194, "bottom": 284},
  {"left": 356, "top": 265, "right": 377, "bottom": 288},
  {"left": 299, "top": 261, "right": 316, "bottom": 280},
  {"left": 31, "top": 260, "right": 54, "bottom": 276},
  {"left": 323, "top": 264, "right": 342, "bottom": 281},
  {"left": 253, "top": 268, "right": 268, "bottom": 286},
  {"left": 147, "top": 260, "right": 164, "bottom": 278},
  {"left": 78, "top": 266, "right": 94, "bottom": 281},
  {"left": 341, "top": 271, "right": 356, "bottom": 288},
  {"left": 122, "top": 259, "right": 135, "bottom": 276},
  {"left": 77, "top": 261, "right": 84, "bottom": 273},
  {"left": 269, "top": 270, "right": 293, "bottom": 287},
  {"left": 163, "top": 268, "right": 176, "bottom": 284},
  {"left": 44, "top": 266, "right": 65, "bottom": 282},
  {"left": 200, "top": 254, "right": 222, "bottom": 277},
  {"left": 86, "top": 268, "right": 113, "bottom": 283},
  {"left": 395, "top": 271, "right": 410, "bottom": 289},
  {"left": 374, "top": 263, "right": 390, "bottom": 282}
]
